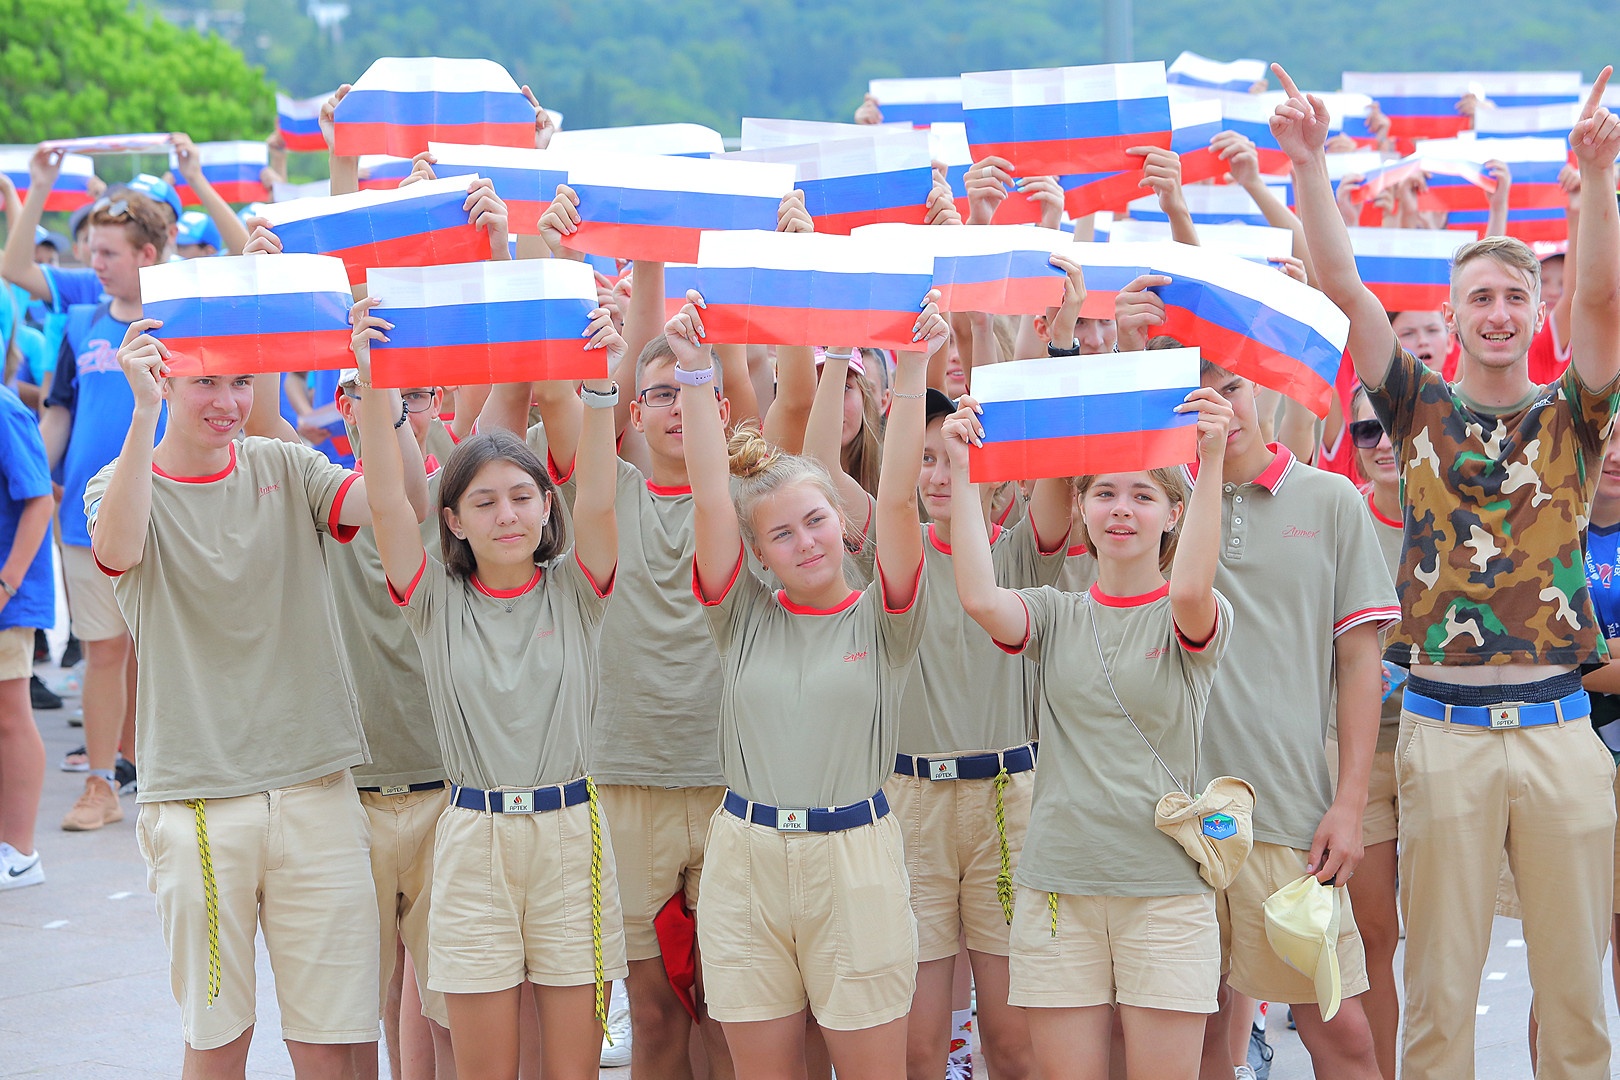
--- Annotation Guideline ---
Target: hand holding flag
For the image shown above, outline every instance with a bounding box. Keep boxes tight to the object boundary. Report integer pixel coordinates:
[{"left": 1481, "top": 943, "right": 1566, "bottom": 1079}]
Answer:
[{"left": 116, "top": 319, "right": 171, "bottom": 417}]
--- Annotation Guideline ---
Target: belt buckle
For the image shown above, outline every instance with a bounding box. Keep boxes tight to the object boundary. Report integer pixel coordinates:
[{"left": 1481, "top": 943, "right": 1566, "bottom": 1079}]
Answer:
[
  {"left": 378, "top": 784, "right": 410, "bottom": 797},
  {"left": 929, "top": 758, "right": 959, "bottom": 781},
  {"left": 501, "top": 791, "right": 536, "bottom": 813},
  {"left": 776, "top": 808, "right": 808, "bottom": 832},
  {"left": 1489, "top": 704, "right": 1522, "bottom": 730}
]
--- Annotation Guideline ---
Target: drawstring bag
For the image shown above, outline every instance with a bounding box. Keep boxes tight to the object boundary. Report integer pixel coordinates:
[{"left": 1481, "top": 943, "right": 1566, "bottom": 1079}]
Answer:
[{"left": 1089, "top": 599, "right": 1256, "bottom": 890}]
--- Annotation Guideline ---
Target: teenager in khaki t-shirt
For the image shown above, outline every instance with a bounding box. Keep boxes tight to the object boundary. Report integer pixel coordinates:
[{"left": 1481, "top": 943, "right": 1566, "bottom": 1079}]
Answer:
[
  {"left": 943, "top": 382, "right": 1237, "bottom": 1080},
  {"left": 670, "top": 291, "right": 944, "bottom": 1078},
  {"left": 85, "top": 318, "right": 429, "bottom": 1075},
  {"left": 352, "top": 297, "right": 629, "bottom": 1080}
]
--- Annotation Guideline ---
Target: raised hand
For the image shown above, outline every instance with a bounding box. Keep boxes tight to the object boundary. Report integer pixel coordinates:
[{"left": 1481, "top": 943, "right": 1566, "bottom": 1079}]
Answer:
[
  {"left": 538, "top": 184, "right": 581, "bottom": 257},
  {"left": 117, "top": 319, "right": 170, "bottom": 413},
  {"left": 777, "top": 190, "right": 813, "bottom": 233},
  {"left": 664, "top": 291, "right": 710, "bottom": 368},
  {"left": 319, "top": 85, "right": 352, "bottom": 152},
  {"left": 398, "top": 151, "right": 438, "bottom": 188},
  {"left": 964, "top": 156, "right": 1013, "bottom": 225},
  {"left": 1212, "top": 130, "right": 1261, "bottom": 188},
  {"left": 521, "top": 86, "right": 556, "bottom": 149},
  {"left": 1571, "top": 67, "right": 1620, "bottom": 171},
  {"left": 1269, "top": 64, "right": 1331, "bottom": 163},
  {"left": 1114, "top": 274, "right": 1170, "bottom": 352},
  {"left": 349, "top": 295, "right": 391, "bottom": 379},
  {"left": 1175, "top": 385, "right": 1235, "bottom": 465},
  {"left": 855, "top": 93, "right": 884, "bottom": 125}
]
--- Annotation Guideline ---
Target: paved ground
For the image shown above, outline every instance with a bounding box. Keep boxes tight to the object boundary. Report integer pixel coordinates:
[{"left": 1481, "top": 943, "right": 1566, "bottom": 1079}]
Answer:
[{"left": 3, "top": 636, "right": 1615, "bottom": 1077}]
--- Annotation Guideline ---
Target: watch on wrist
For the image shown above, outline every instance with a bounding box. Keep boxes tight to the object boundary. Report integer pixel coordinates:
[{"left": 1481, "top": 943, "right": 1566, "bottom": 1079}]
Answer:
[
  {"left": 1047, "top": 340, "right": 1082, "bottom": 358},
  {"left": 580, "top": 382, "right": 621, "bottom": 409}
]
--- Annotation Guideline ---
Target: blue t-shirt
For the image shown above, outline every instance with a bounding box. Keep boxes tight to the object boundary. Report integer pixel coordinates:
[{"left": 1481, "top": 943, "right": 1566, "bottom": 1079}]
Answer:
[
  {"left": 1584, "top": 521, "right": 1620, "bottom": 752},
  {"left": 0, "top": 385, "right": 55, "bottom": 630},
  {"left": 46, "top": 302, "right": 166, "bottom": 548},
  {"left": 304, "top": 368, "right": 355, "bottom": 469},
  {"left": 42, "top": 265, "right": 104, "bottom": 314}
]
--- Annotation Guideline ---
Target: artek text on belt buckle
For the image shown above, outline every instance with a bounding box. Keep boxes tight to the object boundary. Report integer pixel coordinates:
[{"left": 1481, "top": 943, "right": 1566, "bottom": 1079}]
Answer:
[{"left": 1490, "top": 705, "right": 1522, "bottom": 729}]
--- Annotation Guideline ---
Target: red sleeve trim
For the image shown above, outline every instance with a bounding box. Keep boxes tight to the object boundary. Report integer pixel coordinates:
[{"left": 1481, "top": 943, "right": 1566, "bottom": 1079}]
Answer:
[
  {"left": 388, "top": 554, "right": 427, "bottom": 607},
  {"left": 876, "top": 554, "right": 925, "bottom": 615},
  {"left": 1334, "top": 606, "right": 1402, "bottom": 637},
  {"left": 1029, "top": 513, "right": 1069, "bottom": 556},
  {"left": 993, "top": 593, "right": 1033, "bottom": 655},
  {"left": 574, "top": 550, "right": 615, "bottom": 599},
  {"left": 547, "top": 450, "right": 576, "bottom": 486},
  {"left": 327, "top": 473, "right": 360, "bottom": 544},
  {"left": 92, "top": 550, "right": 126, "bottom": 578},
  {"left": 693, "top": 544, "right": 745, "bottom": 607},
  {"left": 1175, "top": 608, "right": 1220, "bottom": 653}
]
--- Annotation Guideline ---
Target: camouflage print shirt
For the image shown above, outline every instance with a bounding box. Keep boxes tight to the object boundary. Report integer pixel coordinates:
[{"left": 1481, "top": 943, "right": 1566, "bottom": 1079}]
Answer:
[{"left": 1368, "top": 342, "right": 1620, "bottom": 668}]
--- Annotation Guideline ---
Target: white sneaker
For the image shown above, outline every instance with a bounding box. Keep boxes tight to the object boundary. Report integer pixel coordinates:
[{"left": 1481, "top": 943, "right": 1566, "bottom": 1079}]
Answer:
[
  {"left": 1235, "top": 1065, "right": 1259, "bottom": 1080},
  {"left": 599, "top": 980, "right": 632, "bottom": 1068},
  {"left": 0, "top": 842, "right": 44, "bottom": 890}
]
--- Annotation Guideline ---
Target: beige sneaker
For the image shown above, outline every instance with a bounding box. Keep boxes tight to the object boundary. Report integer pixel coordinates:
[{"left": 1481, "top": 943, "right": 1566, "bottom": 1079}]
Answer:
[{"left": 62, "top": 776, "right": 123, "bottom": 831}]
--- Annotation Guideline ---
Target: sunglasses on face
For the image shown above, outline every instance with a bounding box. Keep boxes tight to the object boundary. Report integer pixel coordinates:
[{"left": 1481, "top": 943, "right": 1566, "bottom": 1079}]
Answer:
[{"left": 1348, "top": 418, "right": 1386, "bottom": 449}]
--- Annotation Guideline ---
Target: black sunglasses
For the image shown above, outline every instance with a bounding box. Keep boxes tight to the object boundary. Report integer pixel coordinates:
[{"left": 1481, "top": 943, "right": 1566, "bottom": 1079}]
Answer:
[{"left": 1348, "top": 418, "right": 1386, "bottom": 449}]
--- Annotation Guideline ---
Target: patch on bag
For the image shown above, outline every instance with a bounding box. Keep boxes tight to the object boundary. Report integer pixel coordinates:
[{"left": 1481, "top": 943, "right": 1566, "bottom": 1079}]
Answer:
[{"left": 1200, "top": 812, "right": 1237, "bottom": 840}]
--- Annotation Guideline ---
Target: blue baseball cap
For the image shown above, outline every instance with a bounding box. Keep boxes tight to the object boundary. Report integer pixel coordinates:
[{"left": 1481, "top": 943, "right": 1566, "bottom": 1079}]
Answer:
[
  {"left": 176, "top": 210, "right": 222, "bottom": 252},
  {"left": 123, "top": 174, "right": 183, "bottom": 222},
  {"left": 33, "top": 226, "right": 69, "bottom": 254}
]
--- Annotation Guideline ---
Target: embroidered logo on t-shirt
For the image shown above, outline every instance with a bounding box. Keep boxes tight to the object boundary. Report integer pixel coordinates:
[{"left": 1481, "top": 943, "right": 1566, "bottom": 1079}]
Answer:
[
  {"left": 536, "top": 629, "right": 555, "bottom": 639},
  {"left": 843, "top": 650, "right": 868, "bottom": 662},
  {"left": 257, "top": 484, "right": 280, "bottom": 498},
  {"left": 1281, "top": 525, "right": 1320, "bottom": 539},
  {"left": 1145, "top": 646, "right": 1169, "bottom": 659}
]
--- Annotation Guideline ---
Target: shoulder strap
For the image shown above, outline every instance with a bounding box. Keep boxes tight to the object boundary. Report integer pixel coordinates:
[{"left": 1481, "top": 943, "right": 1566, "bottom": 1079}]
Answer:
[{"left": 1086, "top": 594, "right": 1193, "bottom": 797}]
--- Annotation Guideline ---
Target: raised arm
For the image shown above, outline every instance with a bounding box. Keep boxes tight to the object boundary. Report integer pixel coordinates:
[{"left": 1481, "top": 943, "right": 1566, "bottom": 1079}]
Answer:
[
  {"left": 0, "top": 148, "right": 59, "bottom": 302},
  {"left": 668, "top": 294, "right": 742, "bottom": 597},
  {"left": 618, "top": 260, "right": 666, "bottom": 434},
  {"left": 170, "top": 134, "right": 250, "bottom": 255},
  {"left": 874, "top": 297, "right": 947, "bottom": 607},
  {"left": 351, "top": 298, "right": 429, "bottom": 589},
  {"left": 321, "top": 86, "right": 360, "bottom": 197},
  {"left": 1567, "top": 68, "right": 1620, "bottom": 392},
  {"left": 567, "top": 316, "right": 627, "bottom": 587},
  {"left": 1214, "top": 130, "right": 1319, "bottom": 284},
  {"left": 1271, "top": 64, "right": 1395, "bottom": 390},
  {"left": 943, "top": 399, "right": 1028, "bottom": 645},
  {"left": 1167, "top": 387, "right": 1234, "bottom": 643},
  {"left": 1132, "top": 147, "right": 1197, "bottom": 246},
  {"left": 803, "top": 348, "right": 872, "bottom": 528},
  {"left": 1482, "top": 159, "right": 1512, "bottom": 239},
  {"left": 88, "top": 321, "right": 167, "bottom": 573}
]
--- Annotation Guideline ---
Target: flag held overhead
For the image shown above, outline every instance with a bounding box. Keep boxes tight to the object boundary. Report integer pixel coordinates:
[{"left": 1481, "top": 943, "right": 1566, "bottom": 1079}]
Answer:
[
  {"left": 333, "top": 57, "right": 535, "bottom": 158},
  {"left": 1346, "top": 226, "right": 1465, "bottom": 312},
  {"left": 548, "top": 123, "right": 724, "bottom": 157},
  {"left": 968, "top": 348, "right": 1203, "bottom": 483},
  {"left": 724, "top": 132, "right": 935, "bottom": 235},
  {"left": 851, "top": 222, "right": 1070, "bottom": 315},
  {"left": 276, "top": 92, "right": 334, "bottom": 153},
  {"left": 867, "top": 77, "right": 966, "bottom": 128},
  {"left": 0, "top": 147, "right": 96, "bottom": 212},
  {"left": 962, "top": 62, "right": 1173, "bottom": 176},
  {"left": 140, "top": 254, "right": 354, "bottom": 376},
  {"left": 428, "top": 142, "right": 572, "bottom": 235},
  {"left": 38, "top": 133, "right": 174, "bottom": 155},
  {"left": 1167, "top": 53, "right": 1269, "bottom": 94},
  {"left": 170, "top": 141, "right": 269, "bottom": 206},
  {"left": 366, "top": 260, "right": 604, "bottom": 388}
]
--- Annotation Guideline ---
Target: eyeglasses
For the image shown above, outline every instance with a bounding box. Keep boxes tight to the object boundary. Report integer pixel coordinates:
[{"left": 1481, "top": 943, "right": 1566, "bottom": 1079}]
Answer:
[
  {"left": 1348, "top": 418, "right": 1386, "bottom": 449},
  {"left": 401, "top": 390, "right": 437, "bottom": 414},
  {"left": 636, "top": 385, "right": 721, "bottom": 408}
]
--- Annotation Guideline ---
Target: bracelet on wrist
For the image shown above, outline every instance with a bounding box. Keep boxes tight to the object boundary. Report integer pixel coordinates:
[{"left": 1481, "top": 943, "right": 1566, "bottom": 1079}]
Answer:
[
  {"left": 0, "top": 578, "right": 15, "bottom": 598},
  {"left": 673, "top": 365, "right": 715, "bottom": 387},
  {"left": 580, "top": 382, "right": 621, "bottom": 409},
  {"left": 393, "top": 399, "right": 409, "bottom": 429},
  {"left": 1047, "top": 341, "right": 1082, "bottom": 358}
]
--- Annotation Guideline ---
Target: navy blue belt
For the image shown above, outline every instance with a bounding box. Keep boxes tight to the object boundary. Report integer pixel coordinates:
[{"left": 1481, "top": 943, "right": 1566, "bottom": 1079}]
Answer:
[
  {"left": 357, "top": 781, "right": 447, "bottom": 795},
  {"left": 894, "top": 743, "right": 1037, "bottom": 780},
  {"left": 723, "top": 789, "right": 889, "bottom": 833},
  {"left": 1405, "top": 689, "right": 1590, "bottom": 729},
  {"left": 452, "top": 777, "right": 591, "bottom": 814}
]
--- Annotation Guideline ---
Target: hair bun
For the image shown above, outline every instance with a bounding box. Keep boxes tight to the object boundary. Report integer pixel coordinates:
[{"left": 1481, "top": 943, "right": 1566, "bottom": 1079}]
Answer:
[{"left": 725, "top": 425, "right": 779, "bottom": 479}]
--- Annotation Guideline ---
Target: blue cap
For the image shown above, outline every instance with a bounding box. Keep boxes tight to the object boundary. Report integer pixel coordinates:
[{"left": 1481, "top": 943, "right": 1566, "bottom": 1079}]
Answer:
[
  {"left": 237, "top": 201, "right": 268, "bottom": 227},
  {"left": 125, "top": 174, "right": 183, "bottom": 222},
  {"left": 176, "top": 210, "right": 222, "bottom": 252},
  {"left": 32, "top": 226, "right": 69, "bottom": 254}
]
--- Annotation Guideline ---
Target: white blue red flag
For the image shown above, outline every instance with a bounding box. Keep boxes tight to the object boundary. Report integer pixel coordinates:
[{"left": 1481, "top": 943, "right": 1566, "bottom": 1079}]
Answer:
[
  {"left": 358, "top": 155, "right": 415, "bottom": 190},
  {"left": 276, "top": 92, "right": 334, "bottom": 153},
  {"left": 365, "top": 259, "right": 604, "bottom": 387},
  {"left": 139, "top": 253, "right": 353, "bottom": 376},
  {"left": 968, "top": 347, "right": 1202, "bottom": 482},
  {"left": 563, "top": 153, "right": 795, "bottom": 263},
  {"left": 1167, "top": 53, "right": 1269, "bottom": 93},
  {"left": 962, "top": 62, "right": 1173, "bottom": 176},
  {"left": 332, "top": 57, "right": 534, "bottom": 158},
  {"left": 1474, "top": 101, "right": 1582, "bottom": 140},
  {"left": 740, "top": 117, "right": 912, "bottom": 151},
  {"left": 724, "top": 131, "right": 934, "bottom": 234},
  {"left": 1346, "top": 227, "right": 1466, "bottom": 312},
  {"left": 259, "top": 175, "right": 488, "bottom": 287},
  {"left": 851, "top": 223, "right": 1071, "bottom": 314},
  {"left": 169, "top": 141, "right": 269, "bottom": 205},
  {"left": 686, "top": 230, "right": 934, "bottom": 350},
  {"left": 1127, "top": 182, "right": 1291, "bottom": 227},
  {"left": 1061, "top": 98, "right": 1225, "bottom": 217},
  {"left": 428, "top": 142, "right": 572, "bottom": 235},
  {"left": 1109, "top": 218, "right": 1294, "bottom": 264},
  {"left": 867, "top": 77, "right": 965, "bottom": 128},
  {"left": 548, "top": 123, "right": 723, "bottom": 158},
  {"left": 1341, "top": 71, "right": 1581, "bottom": 142},
  {"left": 0, "top": 146, "right": 96, "bottom": 211},
  {"left": 38, "top": 133, "right": 174, "bottom": 155}
]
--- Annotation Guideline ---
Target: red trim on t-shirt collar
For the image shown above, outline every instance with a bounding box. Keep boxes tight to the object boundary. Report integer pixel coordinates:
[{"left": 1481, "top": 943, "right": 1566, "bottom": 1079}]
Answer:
[
  {"left": 1066, "top": 543, "right": 1090, "bottom": 557},
  {"left": 1185, "top": 443, "right": 1294, "bottom": 494},
  {"left": 152, "top": 443, "right": 236, "bottom": 484},
  {"left": 1089, "top": 580, "right": 1170, "bottom": 608},
  {"left": 1365, "top": 489, "right": 1402, "bottom": 529},
  {"left": 926, "top": 522, "right": 1002, "bottom": 556},
  {"left": 471, "top": 566, "right": 544, "bottom": 600},
  {"left": 647, "top": 480, "right": 692, "bottom": 497},
  {"left": 776, "top": 588, "right": 860, "bottom": 615}
]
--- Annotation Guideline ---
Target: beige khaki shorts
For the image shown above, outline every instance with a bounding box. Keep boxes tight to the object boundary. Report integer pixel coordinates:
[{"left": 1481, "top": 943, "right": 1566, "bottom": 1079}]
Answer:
[
  {"left": 697, "top": 806, "right": 917, "bottom": 1030},
  {"left": 360, "top": 784, "right": 449, "bottom": 1027},
  {"left": 135, "top": 771, "right": 380, "bottom": 1050},
  {"left": 1326, "top": 741, "right": 1400, "bottom": 848},
  {"left": 884, "top": 766, "right": 1032, "bottom": 961},
  {"left": 62, "top": 542, "right": 128, "bottom": 642},
  {"left": 428, "top": 797, "right": 629, "bottom": 994},
  {"left": 1008, "top": 886, "right": 1220, "bottom": 1012},
  {"left": 597, "top": 784, "right": 724, "bottom": 962},
  {"left": 1216, "top": 841, "right": 1371, "bottom": 1005},
  {"left": 0, "top": 626, "right": 33, "bottom": 681}
]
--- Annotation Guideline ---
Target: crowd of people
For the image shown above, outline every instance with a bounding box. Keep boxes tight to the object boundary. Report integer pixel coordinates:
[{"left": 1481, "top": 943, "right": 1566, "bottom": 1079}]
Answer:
[{"left": 1, "top": 54, "right": 1618, "bottom": 1080}]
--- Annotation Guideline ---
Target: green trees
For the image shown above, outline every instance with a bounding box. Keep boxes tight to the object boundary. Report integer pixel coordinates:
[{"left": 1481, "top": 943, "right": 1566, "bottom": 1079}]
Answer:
[{"left": 0, "top": 0, "right": 275, "bottom": 144}]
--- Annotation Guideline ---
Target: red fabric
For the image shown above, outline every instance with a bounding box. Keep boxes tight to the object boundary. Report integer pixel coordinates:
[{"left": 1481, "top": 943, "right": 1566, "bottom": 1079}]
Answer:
[
  {"left": 1526, "top": 320, "right": 1571, "bottom": 386},
  {"left": 652, "top": 891, "right": 699, "bottom": 1023}
]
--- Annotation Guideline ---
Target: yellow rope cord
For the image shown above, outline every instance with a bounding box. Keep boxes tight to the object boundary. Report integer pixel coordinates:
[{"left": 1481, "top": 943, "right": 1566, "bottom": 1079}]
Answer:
[
  {"left": 586, "top": 776, "right": 610, "bottom": 1044},
  {"left": 992, "top": 767, "right": 1014, "bottom": 925},
  {"left": 1048, "top": 890, "right": 1059, "bottom": 939},
  {"left": 186, "top": 798, "right": 222, "bottom": 1009}
]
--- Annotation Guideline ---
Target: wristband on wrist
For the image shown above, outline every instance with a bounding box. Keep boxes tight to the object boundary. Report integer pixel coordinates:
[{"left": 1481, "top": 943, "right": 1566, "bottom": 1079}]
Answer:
[
  {"left": 579, "top": 382, "right": 621, "bottom": 409},
  {"left": 0, "top": 578, "right": 14, "bottom": 598},
  {"left": 673, "top": 365, "right": 715, "bottom": 387},
  {"left": 1047, "top": 341, "right": 1082, "bottom": 358},
  {"left": 394, "top": 399, "right": 409, "bottom": 429}
]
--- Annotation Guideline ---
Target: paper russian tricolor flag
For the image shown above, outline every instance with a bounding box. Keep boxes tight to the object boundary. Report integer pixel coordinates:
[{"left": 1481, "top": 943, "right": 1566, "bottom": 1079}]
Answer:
[
  {"left": 37, "top": 133, "right": 174, "bottom": 155},
  {"left": 1415, "top": 135, "right": 1571, "bottom": 209},
  {"left": 563, "top": 153, "right": 795, "bottom": 263},
  {"left": 1474, "top": 101, "right": 1581, "bottom": 140},
  {"left": 260, "top": 175, "right": 487, "bottom": 287},
  {"left": 427, "top": 142, "right": 570, "bottom": 235},
  {"left": 1110, "top": 218, "right": 1293, "bottom": 263},
  {"left": 0, "top": 146, "right": 96, "bottom": 212},
  {"left": 358, "top": 156, "right": 414, "bottom": 190},
  {"left": 867, "top": 77, "right": 965, "bottom": 128},
  {"left": 724, "top": 132, "right": 934, "bottom": 234},
  {"left": 1145, "top": 242, "right": 1351, "bottom": 415},
  {"left": 1346, "top": 227, "right": 1465, "bottom": 311},
  {"left": 548, "top": 123, "right": 724, "bottom": 158},
  {"left": 1127, "top": 183, "right": 1288, "bottom": 227},
  {"left": 276, "top": 92, "right": 334, "bottom": 153},
  {"left": 1447, "top": 206, "right": 1569, "bottom": 242},
  {"left": 963, "top": 62, "right": 1172, "bottom": 176},
  {"left": 968, "top": 347, "right": 1202, "bottom": 482},
  {"left": 927, "top": 123, "right": 1040, "bottom": 225},
  {"left": 740, "top": 117, "right": 913, "bottom": 151},
  {"left": 686, "top": 231, "right": 933, "bottom": 350},
  {"left": 1341, "top": 71, "right": 1581, "bottom": 141},
  {"left": 365, "top": 259, "right": 604, "bottom": 388},
  {"left": 170, "top": 141, "right": 269, "bottom": 205},
  {"left": 1167, "top": 53, "right": 1269, "bottom": 94},
  {"left": 1060, "top": 99, "right": 1226, "bottom": 218},
  {"left": 139, "top": 254, "right": 354, "bottom": 376},
  {"left": 332, "top": 57, "right": 534, "bottom": 158},
  {"left": 851, "top": 223, "right": 1071, "bottom": 314}
]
